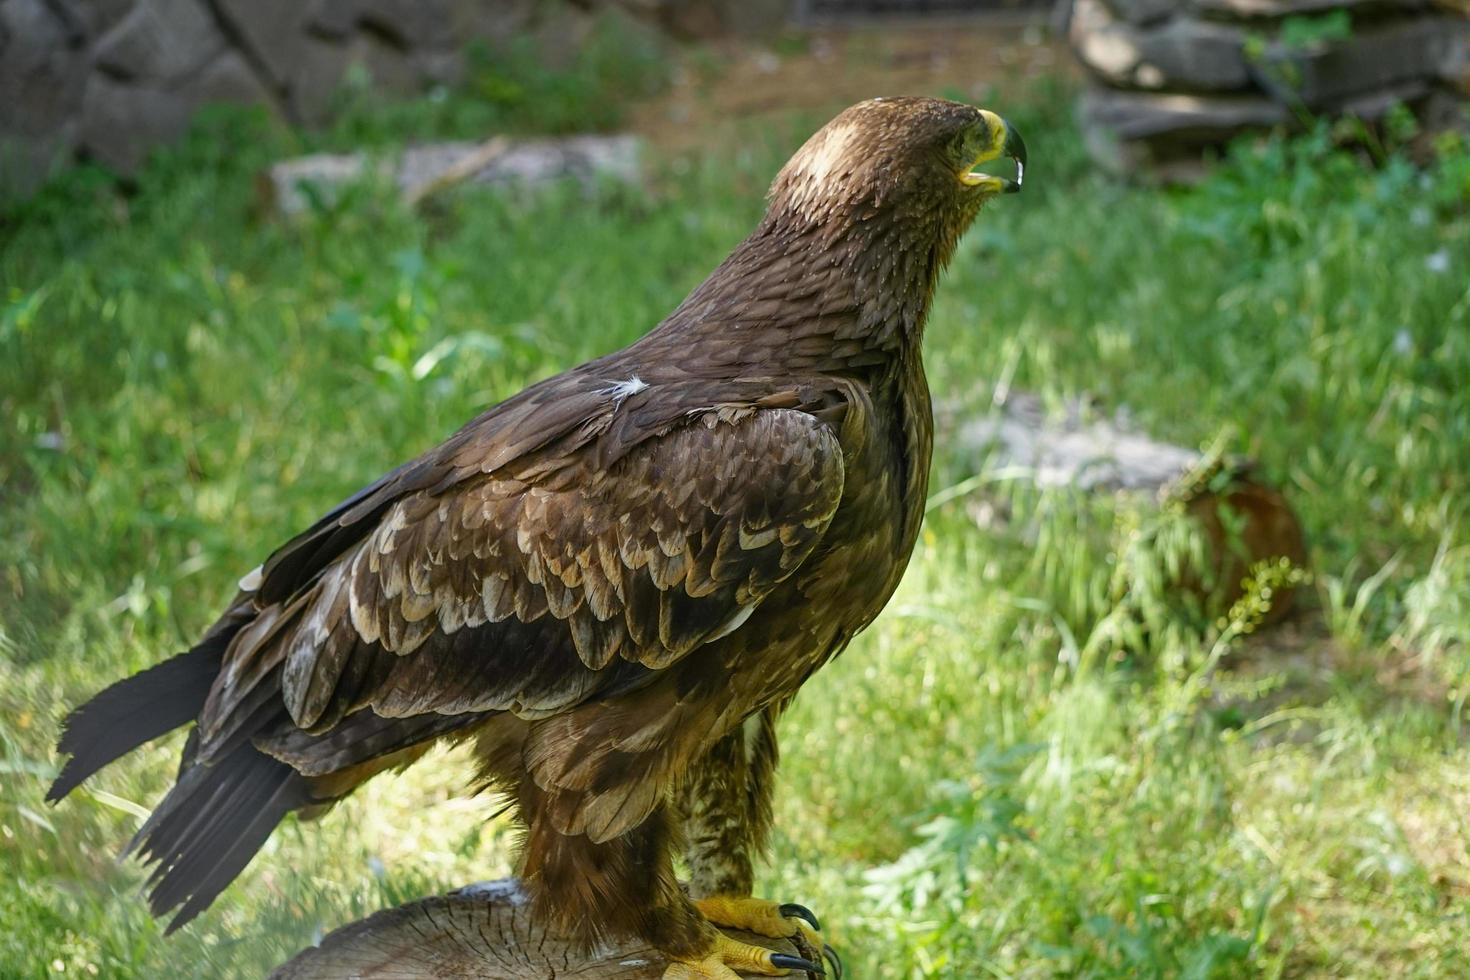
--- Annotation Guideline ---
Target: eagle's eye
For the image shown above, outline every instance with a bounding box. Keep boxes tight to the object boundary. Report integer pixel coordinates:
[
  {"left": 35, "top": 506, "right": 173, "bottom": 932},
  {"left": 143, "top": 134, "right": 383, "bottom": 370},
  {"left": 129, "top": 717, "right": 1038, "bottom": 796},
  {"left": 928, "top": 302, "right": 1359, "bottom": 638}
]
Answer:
[{"left": 958, "top": 110, "right": 1027, "bottom": 196}]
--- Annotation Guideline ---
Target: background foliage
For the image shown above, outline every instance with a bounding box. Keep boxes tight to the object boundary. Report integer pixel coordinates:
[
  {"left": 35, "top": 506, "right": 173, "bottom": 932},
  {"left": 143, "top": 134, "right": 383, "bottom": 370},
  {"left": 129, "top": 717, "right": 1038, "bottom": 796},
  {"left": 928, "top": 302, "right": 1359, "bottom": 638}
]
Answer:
[{"left": 4, "top": 22, "right": 1470, "bottom": 978}]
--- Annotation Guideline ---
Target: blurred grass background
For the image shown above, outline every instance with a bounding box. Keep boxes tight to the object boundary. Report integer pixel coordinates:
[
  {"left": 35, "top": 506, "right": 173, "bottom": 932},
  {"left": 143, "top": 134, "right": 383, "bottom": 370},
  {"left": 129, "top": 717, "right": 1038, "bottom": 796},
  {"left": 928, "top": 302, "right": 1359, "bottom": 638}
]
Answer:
[{"left": 4, "top": 14, "right": 1470, "bottom": 978}]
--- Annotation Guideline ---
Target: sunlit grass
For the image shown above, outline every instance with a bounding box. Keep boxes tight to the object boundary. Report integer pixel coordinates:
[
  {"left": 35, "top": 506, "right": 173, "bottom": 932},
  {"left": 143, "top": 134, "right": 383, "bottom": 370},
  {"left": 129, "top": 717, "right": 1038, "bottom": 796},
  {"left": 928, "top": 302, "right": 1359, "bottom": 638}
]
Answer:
[{"left": 3, "top": 69, "right": 1470, "bottom": 977}]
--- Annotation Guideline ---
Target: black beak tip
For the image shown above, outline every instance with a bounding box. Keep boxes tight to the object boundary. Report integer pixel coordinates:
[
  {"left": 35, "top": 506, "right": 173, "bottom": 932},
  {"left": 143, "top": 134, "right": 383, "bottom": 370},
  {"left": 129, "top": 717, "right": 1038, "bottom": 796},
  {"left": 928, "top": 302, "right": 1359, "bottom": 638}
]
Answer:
[{"left": 1001, "top": 118, "right": 1027, "bottom": 193}]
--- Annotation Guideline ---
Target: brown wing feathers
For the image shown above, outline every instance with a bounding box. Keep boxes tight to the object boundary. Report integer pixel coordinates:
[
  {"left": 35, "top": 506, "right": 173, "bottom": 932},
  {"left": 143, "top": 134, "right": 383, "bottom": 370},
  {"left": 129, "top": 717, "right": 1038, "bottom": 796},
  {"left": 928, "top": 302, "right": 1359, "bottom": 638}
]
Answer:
[
  {"left": 50, "top": 369, "right": 850, "bottom": 931},
  {"left": 255, "top": 404, "right": 845, "bottom": 736}
]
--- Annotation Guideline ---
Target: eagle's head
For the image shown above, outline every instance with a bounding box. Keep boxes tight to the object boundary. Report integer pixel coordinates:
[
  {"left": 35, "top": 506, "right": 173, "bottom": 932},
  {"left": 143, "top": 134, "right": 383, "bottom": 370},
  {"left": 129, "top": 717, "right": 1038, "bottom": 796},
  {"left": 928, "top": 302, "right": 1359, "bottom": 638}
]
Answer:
[
  {"left": 664, "top": 97, "right": 1025, "bottom": 357},
  {"left": 769, "top": 96, "right": 1026, "bottom": 234}
]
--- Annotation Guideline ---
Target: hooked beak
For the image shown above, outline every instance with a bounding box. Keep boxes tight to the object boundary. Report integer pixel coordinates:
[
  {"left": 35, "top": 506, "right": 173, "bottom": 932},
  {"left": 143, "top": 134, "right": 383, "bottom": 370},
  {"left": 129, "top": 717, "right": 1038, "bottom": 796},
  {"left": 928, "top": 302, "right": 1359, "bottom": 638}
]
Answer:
[{"left": 961, "top": 113, "right": 1027, "bottom": 195}]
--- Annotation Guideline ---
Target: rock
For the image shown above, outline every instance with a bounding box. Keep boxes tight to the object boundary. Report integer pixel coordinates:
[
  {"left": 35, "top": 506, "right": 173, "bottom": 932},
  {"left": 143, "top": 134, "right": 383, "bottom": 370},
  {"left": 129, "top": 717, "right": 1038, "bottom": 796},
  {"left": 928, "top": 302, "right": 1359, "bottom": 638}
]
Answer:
[
  {"left": 952, "top": 391, "right": 1308, "bottom": 622},
  {"left": 956, "top": 393, "right": 1202, "bottom": 493},
  {"left": 447, "top": 0, "right": 541, "bottom": 45},
  {"left": 50, "top": 0, "right": 136, "bottom": 39},
  {"left": 1189, "top": 0, "right": 1427, "bottom": 18},
  {"left": 192, "top": 48, "right": 275, "bottom": 107},
  {"left": 0, "top": 0, "right": 89, "bottom": 191},
  {"left": 213, "top": 0, "right": 467, "bottom": 123},
  {"left": 1072, "top": 0, "right": 1251, "bottom": 92},
  {"left": 306, "top": 0, "right": 457, "bottom": 48},
  {"left": 355, "top": 0, "right": 457, "bottom": 49},
  {"left": 76, "top": 44, "right": 272, "bottom": 173},
  {"left": 259, "top": 134, "right": 644, "bottom": 215},
  {"left": 77, "top": 72, "right": 193, "bottom": 171},
  {"left": 93, "top": 0, "right": 225, "bottom": 82},
  {"left": 1250, "top": 16, "right": 1470, "bottom": 108},
  {"left": 212, "top": 0, "right": 311, "bottom": 94},
  {"left": 286, "top": 35, "right": 354, "bottom": 124},
  {"left": 1081, "top": 86, "right": 1287, "bottom": 143},
  {"left": 1, "top": 0, "right": 684, "bottom": 194},
  {"left": 1332, "top": 77, "right": 1435, "bottom": 116},
  {"left": 1097, "top": 0, "right": 1179, "bottom": 26},
  {"left": 342, "top": 29, "right": 423, "bottom": 95},
  {"left": 413, "top": 47, "right": 464, "bottom": 86}
]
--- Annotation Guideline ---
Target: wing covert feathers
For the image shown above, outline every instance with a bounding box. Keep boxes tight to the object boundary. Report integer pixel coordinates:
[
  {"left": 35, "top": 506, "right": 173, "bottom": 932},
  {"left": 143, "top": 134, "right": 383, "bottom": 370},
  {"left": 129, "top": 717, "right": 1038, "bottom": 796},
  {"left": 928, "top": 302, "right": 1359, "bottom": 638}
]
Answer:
[{"left": 196, "top": 403, "right": 846, "bottom": 760}]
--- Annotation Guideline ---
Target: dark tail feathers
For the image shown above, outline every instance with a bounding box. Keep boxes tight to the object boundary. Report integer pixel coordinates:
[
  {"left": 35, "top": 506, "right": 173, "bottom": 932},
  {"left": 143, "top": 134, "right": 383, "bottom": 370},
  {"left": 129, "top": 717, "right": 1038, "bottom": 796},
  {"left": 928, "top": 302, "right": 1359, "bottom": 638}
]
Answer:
[
  {"left": 127, "top": 740, "right": 308, "bottom": 932},
  {"left": 48, "top": 598, "right": 254, "bottom": 802},
  {"left": 49, "top": 600, "right": 304, "bottom": 930},
  {"left": 47, "top": 642, "right": 222, "bottom": 803}
]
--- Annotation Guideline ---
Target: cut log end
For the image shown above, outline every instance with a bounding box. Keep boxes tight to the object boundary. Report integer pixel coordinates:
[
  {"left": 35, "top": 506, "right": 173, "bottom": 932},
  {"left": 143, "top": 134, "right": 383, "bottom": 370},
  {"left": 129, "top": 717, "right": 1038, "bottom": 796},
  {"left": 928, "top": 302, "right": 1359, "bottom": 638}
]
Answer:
[{"left": 270, "top": 879, "right": 822, "bottom": 980}]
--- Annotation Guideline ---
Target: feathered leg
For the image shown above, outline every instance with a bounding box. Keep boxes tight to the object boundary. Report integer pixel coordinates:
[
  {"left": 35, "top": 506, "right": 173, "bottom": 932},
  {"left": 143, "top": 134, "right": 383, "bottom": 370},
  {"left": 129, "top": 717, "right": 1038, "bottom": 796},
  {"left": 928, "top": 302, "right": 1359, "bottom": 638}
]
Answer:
[
  {"left": 520, "top": 785, "right": 705, "bottom": 954},
  {"left": 681, "top": 707, "right": 780, "bottom": 899},
  {"left": 518, "top": 730, "right": 824, "bottom": 980},
  {"left": 678, "top": 706, "right": 840, "bottom": 977}
]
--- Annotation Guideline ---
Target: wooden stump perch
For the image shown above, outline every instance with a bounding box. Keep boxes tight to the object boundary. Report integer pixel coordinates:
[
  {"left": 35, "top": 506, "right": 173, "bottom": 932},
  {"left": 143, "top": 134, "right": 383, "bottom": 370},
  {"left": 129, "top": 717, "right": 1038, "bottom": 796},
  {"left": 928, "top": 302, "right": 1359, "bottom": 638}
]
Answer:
[{"left": 270, "top": 879, "right": 822, "bottom": 980}]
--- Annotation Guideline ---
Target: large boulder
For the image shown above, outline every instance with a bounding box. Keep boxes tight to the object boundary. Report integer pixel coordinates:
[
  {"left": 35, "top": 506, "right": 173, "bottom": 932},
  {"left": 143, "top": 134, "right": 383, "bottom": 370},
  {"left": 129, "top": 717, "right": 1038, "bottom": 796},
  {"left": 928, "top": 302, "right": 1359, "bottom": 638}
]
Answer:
[
  {"left": 77, "top": 73, "right": 193, "bottom": 172},
  {"left": 1250, "top": 16, "right": 1469, "bottom": 106},
  {"left": 93, "top": 0, "right": 226, "bottom": 82},
  {"left": 1187, "top": 0, "right": 1429, "bottom": 18},
  {"left": 0, "top": 0, "right": 89, "bottom": 193},
  {"left": 1072, "top": 0, "right": 1251, "bottom": 92}
]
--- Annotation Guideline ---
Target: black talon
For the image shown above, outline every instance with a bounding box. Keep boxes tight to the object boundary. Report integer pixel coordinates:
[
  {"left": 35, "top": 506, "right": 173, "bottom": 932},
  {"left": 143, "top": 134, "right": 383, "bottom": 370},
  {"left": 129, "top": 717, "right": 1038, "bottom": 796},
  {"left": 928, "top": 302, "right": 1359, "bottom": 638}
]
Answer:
[
  {"left": 822, "top": 944, "right": 844, "bottom": 980},
  {"left": 778, "top": 902, "right": 822, "bottom": 932},
  {"left": 770, "top": 953, "right": 824, "bottom": 976}
]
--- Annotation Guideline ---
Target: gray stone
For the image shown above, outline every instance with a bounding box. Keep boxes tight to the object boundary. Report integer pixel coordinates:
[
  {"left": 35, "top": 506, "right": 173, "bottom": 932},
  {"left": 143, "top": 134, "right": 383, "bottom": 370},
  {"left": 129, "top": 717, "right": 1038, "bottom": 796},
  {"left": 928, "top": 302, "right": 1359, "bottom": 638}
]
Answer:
[
  {"left": 356, "top": 0, "right": 456, "bottom": 49},
  {"left": 1072, "top": 0, "right": 1252, "bottom": 92},
  {"left": 78, "top": 71, "right": 192, "bottom": 170},
  {"left": 1250, "top": 17, "right": 1470, "bottom": 108},
  {"left": 1, "top": 0, "right": 73, "bottom": 72},
  {"left": 447, "top": 0, "right": 539, "bottom": 42},
  {"left": 190, "top": 48, "right": 273, "bottom": 106},
  {"left": 0, "top": 0, "right": 89, "bottom": 137},
  {"left": 307, "top": 0, "right": 457, "bottom": 48},
  {"left": 1329, "top": 77, "right": 1432, "bottom": 117},
  {"left": 286, "top": 34, "right": 353, "bottom": 123},
  {"left": 261, "top": 135, "right": 644, "bottom": 215},
  {"left": 50, "top": 0, "right": 137, "bottom": 39},
  {"left": 955, "top": 392, "right": 1204, "bottom": 492},
  {"left": 214, "top": 0, "right": 464, "bottom": 124},
  {"left": 212, "top": 0, "right": 313, "bottom": 92},
  {"left": 1189, "top": 0, "right": 1426, "bottom": 19},
  {"left": 94, "top": 0, "right": 225, "bottom": 81},
  {"left": 413, "top": 47, "right": 463, "bottom": 86},
  {"left": 342, "top": 29, "right": 423, "bottom": 95},
  {"left": 1097, "top": 0, "right": 1176, "bottom": 27},
  {"left": 1080, "top": 86, "right": 1287, "bottom": 143},
  {"left": 306, "top": 0, "right": 362, "bottom": 39}
]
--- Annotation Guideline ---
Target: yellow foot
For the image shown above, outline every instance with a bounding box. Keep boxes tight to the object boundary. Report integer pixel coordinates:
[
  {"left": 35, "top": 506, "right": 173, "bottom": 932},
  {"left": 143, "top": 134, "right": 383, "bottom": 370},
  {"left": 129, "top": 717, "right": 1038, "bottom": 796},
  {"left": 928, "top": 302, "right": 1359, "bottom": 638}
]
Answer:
[
  {"left": 694, "top": 896, "right": 840, "bottom": 978},
  {"left": 663, "top": 931, "right": 822, "bottom": 979}
]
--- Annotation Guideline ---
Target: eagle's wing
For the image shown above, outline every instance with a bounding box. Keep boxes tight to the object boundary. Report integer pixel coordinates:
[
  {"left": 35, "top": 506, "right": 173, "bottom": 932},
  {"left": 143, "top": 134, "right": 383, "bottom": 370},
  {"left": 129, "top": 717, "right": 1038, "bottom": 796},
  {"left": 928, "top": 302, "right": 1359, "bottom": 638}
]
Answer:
[{"left": 193, "top": 384, "right": 848, "bottom": 772}]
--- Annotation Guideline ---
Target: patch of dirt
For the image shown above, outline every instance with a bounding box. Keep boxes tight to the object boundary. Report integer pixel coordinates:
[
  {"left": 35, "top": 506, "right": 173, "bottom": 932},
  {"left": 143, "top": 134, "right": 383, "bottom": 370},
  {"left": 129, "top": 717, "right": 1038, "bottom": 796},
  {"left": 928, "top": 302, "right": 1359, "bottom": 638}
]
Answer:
[{"left": 627, "top": 21, "right": 1073, "bottom": 156}]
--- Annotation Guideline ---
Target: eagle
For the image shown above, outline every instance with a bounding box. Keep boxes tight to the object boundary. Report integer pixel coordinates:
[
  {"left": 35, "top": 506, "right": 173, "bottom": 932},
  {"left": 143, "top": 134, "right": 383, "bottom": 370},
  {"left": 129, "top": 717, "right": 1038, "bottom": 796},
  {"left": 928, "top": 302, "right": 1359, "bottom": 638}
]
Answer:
[{"left": 49, "top": 97, "right": 1024, "bottom": 979}]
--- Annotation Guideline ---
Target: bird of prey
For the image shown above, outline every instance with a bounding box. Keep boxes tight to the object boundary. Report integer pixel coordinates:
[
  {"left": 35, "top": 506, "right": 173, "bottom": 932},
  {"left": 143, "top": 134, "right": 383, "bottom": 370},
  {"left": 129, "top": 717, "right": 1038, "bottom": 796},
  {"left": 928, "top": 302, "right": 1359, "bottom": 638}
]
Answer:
[{"left": 49, "top": 96, "right": 1025, "bottom": 979}]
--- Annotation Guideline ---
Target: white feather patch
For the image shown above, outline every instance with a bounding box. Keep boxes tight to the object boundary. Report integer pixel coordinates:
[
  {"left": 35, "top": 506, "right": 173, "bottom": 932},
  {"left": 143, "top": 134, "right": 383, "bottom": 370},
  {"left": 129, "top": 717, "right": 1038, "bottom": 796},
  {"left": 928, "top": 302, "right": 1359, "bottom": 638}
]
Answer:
[{"left": 600, "top": 376, "right": 648, "bottom": 402}]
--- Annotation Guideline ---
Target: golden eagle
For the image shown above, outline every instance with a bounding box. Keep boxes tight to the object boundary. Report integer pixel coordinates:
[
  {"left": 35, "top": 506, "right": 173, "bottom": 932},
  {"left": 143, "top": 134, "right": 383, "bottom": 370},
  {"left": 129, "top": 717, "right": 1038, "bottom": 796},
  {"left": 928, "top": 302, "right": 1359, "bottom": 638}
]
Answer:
[{"left": 50, "top": 97, "right": 1024, "bottom": 979}]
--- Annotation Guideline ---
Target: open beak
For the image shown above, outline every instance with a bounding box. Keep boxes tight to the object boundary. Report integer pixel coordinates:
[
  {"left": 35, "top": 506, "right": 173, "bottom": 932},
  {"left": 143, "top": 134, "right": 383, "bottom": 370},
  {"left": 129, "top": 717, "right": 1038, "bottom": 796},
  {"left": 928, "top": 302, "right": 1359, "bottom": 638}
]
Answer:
[{"left": 962, "top": 114, "right": 1027, "bottom": 195}]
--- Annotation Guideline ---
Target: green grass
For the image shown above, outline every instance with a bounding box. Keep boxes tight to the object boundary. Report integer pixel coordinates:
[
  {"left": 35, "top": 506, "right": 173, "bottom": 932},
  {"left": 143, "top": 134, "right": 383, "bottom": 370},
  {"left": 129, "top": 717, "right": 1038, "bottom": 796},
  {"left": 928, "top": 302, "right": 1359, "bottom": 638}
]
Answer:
[{"left": 4, "top": 63, "right": 1470, "bottom": 977}]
